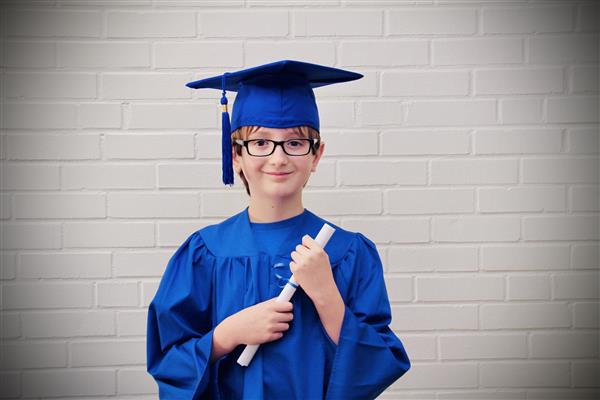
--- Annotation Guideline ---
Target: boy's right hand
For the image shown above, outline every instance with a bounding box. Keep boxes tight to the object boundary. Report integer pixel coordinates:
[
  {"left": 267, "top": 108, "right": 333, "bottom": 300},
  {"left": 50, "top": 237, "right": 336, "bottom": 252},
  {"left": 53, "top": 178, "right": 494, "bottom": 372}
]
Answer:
[{"left": 225, "top": 298, "right": 294, "bottom": 346}]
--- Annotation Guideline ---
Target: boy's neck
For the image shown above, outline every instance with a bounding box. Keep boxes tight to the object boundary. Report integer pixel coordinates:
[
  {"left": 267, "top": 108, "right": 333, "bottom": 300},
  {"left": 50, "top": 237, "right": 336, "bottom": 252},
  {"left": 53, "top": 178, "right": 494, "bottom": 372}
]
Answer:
[{"left": 247, "top": 196, "right": 305, "bottom": 223}]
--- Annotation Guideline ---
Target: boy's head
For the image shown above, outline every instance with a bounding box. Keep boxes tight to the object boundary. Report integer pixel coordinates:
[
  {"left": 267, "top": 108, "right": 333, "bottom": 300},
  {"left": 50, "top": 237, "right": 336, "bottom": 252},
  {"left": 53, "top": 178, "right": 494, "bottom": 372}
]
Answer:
[
  {"left": 185, "top": 60, "right": 362, "bottom": 186},
  {"left": 232, "top": 125, "right": 324, "bottom": 197}
]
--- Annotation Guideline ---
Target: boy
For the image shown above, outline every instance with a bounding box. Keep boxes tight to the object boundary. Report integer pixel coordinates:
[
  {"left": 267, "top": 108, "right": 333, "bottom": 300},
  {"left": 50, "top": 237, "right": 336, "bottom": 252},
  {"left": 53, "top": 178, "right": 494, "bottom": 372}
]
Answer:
[{"left": 146, "top": 60, "right": 411, "bottom": 399}]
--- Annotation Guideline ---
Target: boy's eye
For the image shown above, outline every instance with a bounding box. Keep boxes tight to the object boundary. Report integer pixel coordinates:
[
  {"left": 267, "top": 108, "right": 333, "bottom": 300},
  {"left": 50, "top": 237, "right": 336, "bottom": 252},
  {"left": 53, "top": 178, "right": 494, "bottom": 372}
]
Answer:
[
  {"left": 288, "top": 140, "right": 302, "bottom": 147},
  {"left": 255, "top": 140, "right": 269, "bottom": 147}
]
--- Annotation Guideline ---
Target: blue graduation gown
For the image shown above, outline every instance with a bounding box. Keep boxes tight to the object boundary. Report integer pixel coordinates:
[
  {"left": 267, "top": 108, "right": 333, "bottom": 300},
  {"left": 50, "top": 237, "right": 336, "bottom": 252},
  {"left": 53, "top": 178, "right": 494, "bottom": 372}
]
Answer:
[{"left": 146, "top": 207, "right": 410, "bottom": 399}]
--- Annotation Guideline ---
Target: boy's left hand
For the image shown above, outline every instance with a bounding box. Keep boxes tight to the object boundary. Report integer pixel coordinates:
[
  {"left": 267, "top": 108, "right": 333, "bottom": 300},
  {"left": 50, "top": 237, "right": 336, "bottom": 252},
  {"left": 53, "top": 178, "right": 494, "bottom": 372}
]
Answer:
[{"left": 289, "top": 234, "right": 337, "bottom": 303}]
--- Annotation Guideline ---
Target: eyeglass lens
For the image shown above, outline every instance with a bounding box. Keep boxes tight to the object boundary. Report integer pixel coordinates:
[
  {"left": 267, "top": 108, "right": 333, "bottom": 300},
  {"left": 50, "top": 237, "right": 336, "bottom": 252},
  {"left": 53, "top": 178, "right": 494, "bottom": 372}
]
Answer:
[{"left": 247, "top": 139, "right": 312, "bottom": 156}]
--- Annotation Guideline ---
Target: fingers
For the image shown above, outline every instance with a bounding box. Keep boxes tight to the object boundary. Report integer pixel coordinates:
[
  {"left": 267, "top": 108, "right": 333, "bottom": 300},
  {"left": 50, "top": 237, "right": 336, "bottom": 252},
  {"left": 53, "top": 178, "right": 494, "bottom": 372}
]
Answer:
[{"left": 273, "top": 300, "right": 293, "bottom": 312}]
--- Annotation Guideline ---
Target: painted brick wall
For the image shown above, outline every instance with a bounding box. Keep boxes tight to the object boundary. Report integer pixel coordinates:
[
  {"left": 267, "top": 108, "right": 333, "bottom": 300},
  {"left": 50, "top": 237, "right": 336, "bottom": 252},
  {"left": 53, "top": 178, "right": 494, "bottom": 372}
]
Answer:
[{"left": 0, "top": 0, "right": 598, "bottom": 399}]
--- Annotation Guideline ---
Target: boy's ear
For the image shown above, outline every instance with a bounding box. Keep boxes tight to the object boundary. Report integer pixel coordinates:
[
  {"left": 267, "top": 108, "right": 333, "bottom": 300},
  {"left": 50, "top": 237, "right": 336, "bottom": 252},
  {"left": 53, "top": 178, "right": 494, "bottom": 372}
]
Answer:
[{"left": 311, "top": 140, "right": 325, "bottom": 172}]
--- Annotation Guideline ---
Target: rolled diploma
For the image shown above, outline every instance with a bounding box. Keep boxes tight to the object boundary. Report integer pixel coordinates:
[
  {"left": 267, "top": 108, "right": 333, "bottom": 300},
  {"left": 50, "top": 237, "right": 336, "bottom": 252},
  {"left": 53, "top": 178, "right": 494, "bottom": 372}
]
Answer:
[{"left": 236, "top": 223, "right": 336, "bottom": 367}]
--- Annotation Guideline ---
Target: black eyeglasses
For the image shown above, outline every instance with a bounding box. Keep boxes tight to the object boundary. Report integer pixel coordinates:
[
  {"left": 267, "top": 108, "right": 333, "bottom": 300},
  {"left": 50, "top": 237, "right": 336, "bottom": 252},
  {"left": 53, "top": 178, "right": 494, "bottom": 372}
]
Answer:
[{"left": 234, "top": 138, "right": 319, "bottom": 157}]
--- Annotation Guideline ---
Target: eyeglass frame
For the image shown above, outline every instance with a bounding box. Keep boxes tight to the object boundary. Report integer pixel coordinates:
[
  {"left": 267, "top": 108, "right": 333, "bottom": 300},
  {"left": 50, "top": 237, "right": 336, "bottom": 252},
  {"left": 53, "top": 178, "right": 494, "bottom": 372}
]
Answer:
[{"left": 233, "top": 138, "right": 320, "bottom": 157}]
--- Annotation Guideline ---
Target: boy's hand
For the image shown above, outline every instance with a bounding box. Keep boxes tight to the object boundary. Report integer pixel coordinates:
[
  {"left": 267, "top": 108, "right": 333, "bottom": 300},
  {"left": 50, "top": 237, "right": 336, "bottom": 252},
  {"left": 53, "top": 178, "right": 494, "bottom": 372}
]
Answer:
[
  {"left": 224, "top": 298, "right": 293, "bottom": 346},
  {"left": 289, "top": 234, "right": 337, "bottom": 304}
]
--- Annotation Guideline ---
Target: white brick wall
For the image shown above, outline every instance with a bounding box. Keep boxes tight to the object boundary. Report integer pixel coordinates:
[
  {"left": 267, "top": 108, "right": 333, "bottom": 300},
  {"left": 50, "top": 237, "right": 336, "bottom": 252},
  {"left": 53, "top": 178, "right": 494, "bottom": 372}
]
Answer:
[{"left": 0, "top": 1, "right": 598, "bottom": 399}]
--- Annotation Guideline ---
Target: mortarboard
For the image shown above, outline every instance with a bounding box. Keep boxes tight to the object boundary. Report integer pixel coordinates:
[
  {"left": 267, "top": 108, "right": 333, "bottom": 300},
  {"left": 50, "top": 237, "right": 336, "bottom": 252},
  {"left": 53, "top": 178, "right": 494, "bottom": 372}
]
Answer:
[{"left": 185, "top": 60, "right": 363, "bottom": 186}]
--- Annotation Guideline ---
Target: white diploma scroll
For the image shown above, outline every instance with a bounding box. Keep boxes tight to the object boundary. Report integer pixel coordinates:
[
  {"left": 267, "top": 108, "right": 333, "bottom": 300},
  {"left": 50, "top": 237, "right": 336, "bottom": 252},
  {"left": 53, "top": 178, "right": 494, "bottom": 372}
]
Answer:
[{"left": 237, "top": 223, "right": 336, "bottom": 367}]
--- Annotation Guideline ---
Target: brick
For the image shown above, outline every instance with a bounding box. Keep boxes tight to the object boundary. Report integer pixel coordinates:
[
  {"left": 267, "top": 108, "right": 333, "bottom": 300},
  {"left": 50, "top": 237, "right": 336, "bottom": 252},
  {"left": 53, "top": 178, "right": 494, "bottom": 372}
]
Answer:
[
  {"left": 4, "top": 41, "right": 55, "bottom": 68},
  {"left": 391, "top": 362, "right": 478, "bottom": 390},
  {"left": 4, "top": 72, "right": 97, "bottom": 99},
  {"left": 475, "top": 68, "right": 563, "bottom": 95},
  {"left": 129, "top": 103, "right": 215, "bottom": 129},
  {"left": 2, "top": 283, "right": 93, "bottom": 309},
  {"left": 303, "top": 189, "right": 381, "bottom": 215},
  {"left": 531, "top": 332, "right": 599, "bottom": 358},
  {"left": 0, "top": 372, "right": 20, "bottom": 398},
  {"left": 500, "top": 98, "right": 544, "bottom": 124},
  {"left": 71, "top": 340, "right": 145, "bottom": 366},
  {"left": 482, "top": 5, "right": 573, "bottom": 34},
  {"left": 58, "top": 42, "right": 151, "bottom": 68},
  {"left": 22, "top": 311, "right": 115, "bottom": 338},
  {"left": 343, "top": 217, "right": 429, "bottom": 244},
  {"left": 97, "top": 282, "right": 139, "bottom": 307},
  {"left": 577, "top": 3, "right": 599, "bottom": 32},
  {"left": 3, "top": 103, "right": 77, "bottom": 129},
  {"left": 417, "top": 275, "right": 504, "bottom": 301},
  {"left": 574, "top": 302, "right": 599, "bottom": 329},
  {"left": 340, "top": 40, "right": 428, "bottom": 66},
  {"left": 154, "top": 41, "right": 243, "bottom": 68},
  {"left": 547, "top": 96, "right": 598, "bottom": 123},
  {"left": 523, "top": 157, "right": 598, "bottom": 184},
  {"left": 307, "top": 160, "right": 336, "bottom": 187},
  {"left": 478, "top": 186, "right": 566, "bottom": 213},
  {"left": 572, "top": 361, "right": 600, "bottom": 387},
  {"left": 382, "top": 130, "right": 470, "bottom": 156},
  {"left": 294, "top": 10, "right": 381, "bottom": 36},
  {"left": 20, "top": 252, "right": 111, "bottom": 279},
  {"left": 23, "top": 370, "right": 115, "bottom": 397},
  {"left": 568, "top": 128, "right": 599, "bottom": 154},
  {"left": 385, "top": 188, "right": 473, "bottom": 214},
  {"left": 434, "top": 216, "right": 520, "bottom": 242},
  {"left": 388, "top": 246, "right": 478, "bottom": 273},
  {"left": 431, "top": 159, "right": 518, "bottom": 184},
  {"left": 318, "top": 101, "right": 356, "bottom": 128},
  {"left": 481, "top": 245, "right": 570, "bottom": 271},
  {"left": 246, "top": 42, "right": 335, "bottom": 66},
  {"left": 0, "top": 342, "right": 66, "bottom": 369},
  {"left": 63, "top": 222, "right": 154, "bottom": 248},
  {"left": 571, "top": 66, "right": 598, "bottom": 93},
  {"left": 114, "top": 251, "right": 171, "bottom": 278},
  {"left": 339, "top": 160, "right": 424, "bottom": 185},
  {"left": 199, "top": 191, "right": 251, "bottom": 217},
  {"left": 1, "top": 223, "right": 61, "bottom": 250},
  {"left": 101, "top": 73, "right": 192, "bottom": 99},
  {"left": 0, "top": 253, "right": 17, "bottom": 280},
  {"left": 158, "top": 162, "right": 222, "bottom": 188},
  {"left": 313, "top": 71, "right": 378, "bottom": 98},
  {"left": 106, "top": 134, "right": 193, "bottom": 159},
  {"left": 474, "top": 128, "right": 562, "bottom": 154},
  {"left": 405, "top": 100, "right": 496, "bottom": 126},
  {"left": 480, "top": 361, "right": 570, "bottom": 388},
  {"left": 530, "top": 35, "right": 599, "bottom": 64},
  {"left": 108, "top": 192, "right": 199, "bottom": 218},
  {"left": 571, "top": 186, "right": 599, "bottom": 212},
  {"left": 142, "top": 281, "right": 160, "bottom": 307},
  {"left": 196, "top": 132, "right": 221, "bottom": 159},
  {"left": 383, "top": 276, "right": 412, "bottom": 302},
  {"left": 118, "top": 368, "right": 157, "bottom": 395},
  {"left": 323, "top": 130, "right": 378, "bottom": 156},
  {"left": 572, "top": 244, "right": 599, "bottom": 270},
  {"left": 117, "top": 310, "right": 147, "bottom": 336},
  {"left": 200, "top": 11, "right": 288, "bottom": 37},
  {"left": 433, "top": 38, "right": 523, "bottom": 65},
  {"left": 480, "top": 303, "right": 571, "bottom": 329},
  {"left": 388, "top": 8, "right": 476, "bottom": 35},
  {"left": 6, "top": 134, "right": 100, "bottom": 160},
  {"left": 6, "top": 9, "right": 102, "bottom": 37},
  {"left": 553, "top": 272, "right": 599, "bottom": 300},
  {"left": 15, "top": 193, "right": 106, "bottom": 219},
  {"left": 62, "top": 164, "right": 155, "bottom": 190},
  {"left": 79, "top": 103, "right": 122, "bottom": 129},
  {"left": 158, "top": 221, "right": 213, "bottom": 247},
  {"left": 1, "top": 193, "right": 11, "bottom": 219},
  {"left": 508, "top": 274, "right": 551, "bottom": 300},
  {"left": 382, "top": 70, "right": 469, "bottom": 97},
  {"left": 524, "top": 215, "right": 599, "bottom": 241},
  {"left": 398, "top": 335, "right": 436, "bottom": 361},
  {"left": 440, "top": 334, "right": 528, "bottom": 360},
  {"left": 392, "top": 305, "right": 478, "bottom": 331},
  {"left": 107, "top": 11, "right": 195, "bottom": 37},
  {"left": 1, "top": 313, "right": 20, "bottom": 339}
]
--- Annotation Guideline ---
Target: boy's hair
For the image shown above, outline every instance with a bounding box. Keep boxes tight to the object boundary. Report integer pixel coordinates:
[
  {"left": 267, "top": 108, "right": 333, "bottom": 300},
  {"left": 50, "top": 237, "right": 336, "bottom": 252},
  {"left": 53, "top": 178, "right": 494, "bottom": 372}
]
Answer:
[{"left": 231, "top": 125, "right": 321, "bottom": 196}]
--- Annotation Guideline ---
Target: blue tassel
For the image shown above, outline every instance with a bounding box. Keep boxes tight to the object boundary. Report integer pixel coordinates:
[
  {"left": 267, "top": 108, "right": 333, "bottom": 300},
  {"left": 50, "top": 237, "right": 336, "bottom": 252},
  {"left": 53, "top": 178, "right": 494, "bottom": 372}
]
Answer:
[{"left": 221, "top": 74, "right": 234, "bottom": 186}]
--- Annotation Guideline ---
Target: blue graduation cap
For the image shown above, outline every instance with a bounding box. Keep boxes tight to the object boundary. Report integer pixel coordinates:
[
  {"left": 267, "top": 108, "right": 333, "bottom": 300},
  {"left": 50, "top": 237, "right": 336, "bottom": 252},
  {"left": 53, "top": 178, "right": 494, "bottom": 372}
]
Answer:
[{"left": 185, "top": 60, "right": 363, "bottom": 186}]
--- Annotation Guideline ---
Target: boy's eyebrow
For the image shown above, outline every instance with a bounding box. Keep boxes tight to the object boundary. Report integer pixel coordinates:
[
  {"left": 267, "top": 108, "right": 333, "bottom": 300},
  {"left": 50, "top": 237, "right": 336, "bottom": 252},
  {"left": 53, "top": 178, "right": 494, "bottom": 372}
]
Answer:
[{"left": 248, "top": 129, "right": 306, "bottom": 138}]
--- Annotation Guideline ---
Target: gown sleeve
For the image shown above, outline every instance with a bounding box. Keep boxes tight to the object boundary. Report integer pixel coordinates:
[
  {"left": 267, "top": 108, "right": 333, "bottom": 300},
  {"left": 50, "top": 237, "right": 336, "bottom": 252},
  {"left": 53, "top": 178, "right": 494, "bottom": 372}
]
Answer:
[
  {"left": 324, "top": 232, "right": 411, "bottom": 400},
  {"left": 146, "top": 231, "right": 220, "bottom": 399}
]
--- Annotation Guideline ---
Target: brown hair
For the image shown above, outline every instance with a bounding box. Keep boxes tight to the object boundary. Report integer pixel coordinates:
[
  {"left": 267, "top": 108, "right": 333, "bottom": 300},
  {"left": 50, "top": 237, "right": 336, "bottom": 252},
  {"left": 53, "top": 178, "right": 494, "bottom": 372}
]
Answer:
[{"left": 231, "top": 125, "right": 321, "bottom": 196}]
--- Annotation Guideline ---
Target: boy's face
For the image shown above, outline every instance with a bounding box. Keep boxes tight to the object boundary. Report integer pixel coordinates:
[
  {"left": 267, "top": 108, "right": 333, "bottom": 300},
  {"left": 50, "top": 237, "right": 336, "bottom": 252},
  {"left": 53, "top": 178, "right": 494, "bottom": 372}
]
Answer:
[{"left": 232, "top": 127, "right": 325, "bottom": 199}]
